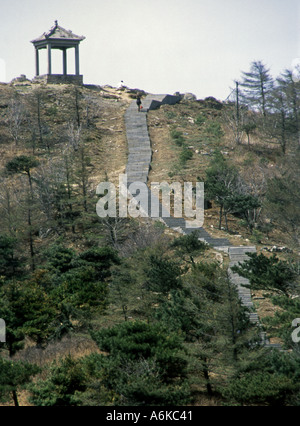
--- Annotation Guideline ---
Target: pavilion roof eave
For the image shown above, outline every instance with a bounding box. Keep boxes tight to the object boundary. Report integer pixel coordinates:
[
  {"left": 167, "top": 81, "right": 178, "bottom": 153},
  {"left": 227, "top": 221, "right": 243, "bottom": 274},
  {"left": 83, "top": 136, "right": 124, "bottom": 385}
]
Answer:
[{"left": 31, "top": 39, "right": 84, "bottom": 49}]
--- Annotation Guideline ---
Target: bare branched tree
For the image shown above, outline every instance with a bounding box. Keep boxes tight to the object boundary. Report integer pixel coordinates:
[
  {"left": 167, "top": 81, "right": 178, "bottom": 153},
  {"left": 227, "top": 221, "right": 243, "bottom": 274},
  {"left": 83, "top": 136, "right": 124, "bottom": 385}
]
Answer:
[
  {"left": 67, "top": 121, "right": 82, "bottom": 151},
  {"left": 100, "top": 216, "right": 129, "bottom": 249},
  {"left": 0, "top": 178, "right": 20, "bottom": 237},
  {"left": 6, "top": 98, "right": 25, "bottom": 146}
]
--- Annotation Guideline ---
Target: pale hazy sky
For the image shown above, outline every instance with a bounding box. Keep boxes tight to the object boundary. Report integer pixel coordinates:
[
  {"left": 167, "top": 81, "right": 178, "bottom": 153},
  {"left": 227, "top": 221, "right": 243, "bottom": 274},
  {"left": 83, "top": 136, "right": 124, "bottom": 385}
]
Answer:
[{"left": 0, "top": 0, "right": 299, "bottom": 99}]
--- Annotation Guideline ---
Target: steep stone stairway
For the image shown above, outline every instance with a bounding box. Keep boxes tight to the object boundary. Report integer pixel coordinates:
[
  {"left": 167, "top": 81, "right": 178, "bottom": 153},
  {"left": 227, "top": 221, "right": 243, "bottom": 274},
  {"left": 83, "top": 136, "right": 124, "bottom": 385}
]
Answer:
[
  {"left": 124, "top": 94, "right": 231, "bottom": 248},
  {"left": 228, "top": 246, "right": 281, "bottom": 348},
  {"left": 228, "top": 246, "right": 258, "bottom": 318},
  {"left": 124, "top": 93, "right": 280, "bottom": 348},
  {"left": 124, "top": 100, "right": 151, "bottom": 184}
]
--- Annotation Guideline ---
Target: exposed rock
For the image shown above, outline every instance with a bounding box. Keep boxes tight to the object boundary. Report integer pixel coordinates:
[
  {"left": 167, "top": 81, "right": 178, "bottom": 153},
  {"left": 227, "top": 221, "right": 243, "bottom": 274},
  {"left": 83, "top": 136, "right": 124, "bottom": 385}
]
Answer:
[
  {"left": 183, "top": 92, "right": 197, "bottom": 101},
  {"left": 215, "top": 253, "right": 223, "bottom": 266},
  {"left": 197, "top": 96, "right": 223, "bottom": 110},
  {"left": 263, "top": 246, "right": 293, "bottom": 253},
  {"left": 10, "top": 74, "right": 31, "bottom": 85}
]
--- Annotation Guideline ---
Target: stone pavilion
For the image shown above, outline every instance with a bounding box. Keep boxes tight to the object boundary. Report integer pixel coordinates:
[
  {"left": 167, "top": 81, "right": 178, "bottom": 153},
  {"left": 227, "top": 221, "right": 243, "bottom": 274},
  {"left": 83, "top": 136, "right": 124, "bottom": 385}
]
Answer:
[{"left": 31, "top": 21, "right": 85, "bottom": 84}]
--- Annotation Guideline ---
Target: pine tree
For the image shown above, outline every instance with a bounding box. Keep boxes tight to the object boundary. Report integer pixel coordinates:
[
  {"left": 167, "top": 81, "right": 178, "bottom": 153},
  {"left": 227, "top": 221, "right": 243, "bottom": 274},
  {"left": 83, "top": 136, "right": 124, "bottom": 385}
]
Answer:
[
  {"left": 28, "top": 356, "right": 86, "bottom": 406},
  {"left": 144, "top": 254, "right": 183, "bottom": 294},
  {"left": 204, "top": 151, "right": 239, "bottom": 230},
  {"left": 88, "top": 321, "right": 190, "bottom": 406},
  {"left": 241, "top": 61, "right": 274, "bottom": 117},
  {"left": 6, "top": 156, "right": 40, "bottom": 271},
  {"left": 0, "top": 358, "right": 40, "bottom": 406},
  {"left": 225, "top": 192, "right": 261, "bottom": 234},
  {"left": 277, "top": 69, "right": 300, "bottom": 140},
  {"left": 0, "top": 235, "right": 22, "bottom": 279},
  {"left": 265, "top": 158, "right": 300, "bottom": 249},
  {"left": 170, "top": 231, "right": 208, "bottom": 266},
  {"left": 231, "top": 252, "right": 298, "bottom": 297}
]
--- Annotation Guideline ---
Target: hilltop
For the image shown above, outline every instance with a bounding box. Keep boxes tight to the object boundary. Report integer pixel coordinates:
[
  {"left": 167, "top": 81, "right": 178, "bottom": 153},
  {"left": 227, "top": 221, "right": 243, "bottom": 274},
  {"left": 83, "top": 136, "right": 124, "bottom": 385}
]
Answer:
[{"left": 0, "top": 78, "right": 294, "bottom": 252}]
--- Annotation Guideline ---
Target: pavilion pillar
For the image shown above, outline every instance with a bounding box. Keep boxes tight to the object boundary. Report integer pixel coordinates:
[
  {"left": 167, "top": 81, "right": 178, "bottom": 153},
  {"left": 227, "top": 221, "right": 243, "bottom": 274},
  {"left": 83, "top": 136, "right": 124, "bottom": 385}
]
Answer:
[
  {"left": 47, "top": 44, "right": 52, "bottom": 75},
  {"left": 75, "top": 45, "right": 80, "bottom": 76},
  {"left": 35, "top": 48, "right": 40, "bottom": 76},
  {"left": 63, "top": 48, "right": 67, "bottom": 75}
]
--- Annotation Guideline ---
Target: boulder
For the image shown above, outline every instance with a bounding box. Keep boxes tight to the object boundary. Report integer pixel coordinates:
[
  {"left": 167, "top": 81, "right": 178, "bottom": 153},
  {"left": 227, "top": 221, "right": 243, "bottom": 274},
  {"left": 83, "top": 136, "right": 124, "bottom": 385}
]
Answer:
[
  {"left": 204, "top": 97, "right": 223, "bottom": 110},
  {"left": 183, "top": 92, "right": 197, "bottom": 101},
  {"left": 10, "top": 74, "right": 31, "bottom": 85}
]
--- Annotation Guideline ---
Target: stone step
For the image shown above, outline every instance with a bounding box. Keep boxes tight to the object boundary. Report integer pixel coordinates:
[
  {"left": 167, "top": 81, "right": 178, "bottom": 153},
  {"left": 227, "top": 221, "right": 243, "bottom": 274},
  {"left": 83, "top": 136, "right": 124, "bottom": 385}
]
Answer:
[
  {"left": 229, "top": 246, "right": 256, "bottom": 255},
  {"left": 126, "top": 163, "right": 150, "bottom": 169},
  {"left": 229, "top": 255, "right": 253, "bottom": 262},
  {"left": 126, "top": 133, "right": 150, "bottom": 139},
  {"left": 127, "top": 144, "right": 151, "bottom": 150}
]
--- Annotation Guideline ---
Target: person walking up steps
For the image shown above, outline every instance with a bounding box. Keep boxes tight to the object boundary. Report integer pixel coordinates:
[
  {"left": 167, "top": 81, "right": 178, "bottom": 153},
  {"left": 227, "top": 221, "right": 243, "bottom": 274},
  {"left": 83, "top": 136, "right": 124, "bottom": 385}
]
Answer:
[{"left": 136, "top": 95, "right": 142, "bottom": 112}]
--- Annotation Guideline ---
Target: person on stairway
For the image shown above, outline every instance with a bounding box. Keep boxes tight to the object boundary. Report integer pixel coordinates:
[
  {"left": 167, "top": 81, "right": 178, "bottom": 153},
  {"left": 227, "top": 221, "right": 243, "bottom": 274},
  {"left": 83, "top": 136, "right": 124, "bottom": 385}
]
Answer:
[{"left": 136, "top": 95, "right": 142, "bottom": 112}]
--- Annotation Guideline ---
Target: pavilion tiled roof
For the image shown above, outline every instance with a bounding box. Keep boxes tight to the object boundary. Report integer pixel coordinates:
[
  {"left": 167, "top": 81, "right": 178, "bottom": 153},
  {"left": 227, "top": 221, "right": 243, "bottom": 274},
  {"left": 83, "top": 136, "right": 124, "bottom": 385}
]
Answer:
[{"left": 31, "top": 21, "right": 85, "bottom": 43}]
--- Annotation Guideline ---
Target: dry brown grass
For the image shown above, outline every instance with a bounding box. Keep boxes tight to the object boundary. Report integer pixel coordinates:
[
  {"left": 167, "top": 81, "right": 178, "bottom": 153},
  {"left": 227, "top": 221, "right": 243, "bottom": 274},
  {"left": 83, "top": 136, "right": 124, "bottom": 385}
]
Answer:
[
  {"left": 0, "top": 83, "right": 131, "bottom": 186},
  {"left": 12, "top": 334, "right": 102, "bottom": 367}
]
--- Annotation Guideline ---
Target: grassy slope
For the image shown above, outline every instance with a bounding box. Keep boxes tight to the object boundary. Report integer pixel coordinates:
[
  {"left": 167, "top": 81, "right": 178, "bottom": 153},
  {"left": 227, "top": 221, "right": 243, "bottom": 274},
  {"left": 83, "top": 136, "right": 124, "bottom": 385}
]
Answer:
[{"left": 0, "top": 82, "right": 298, "bottom": 404}]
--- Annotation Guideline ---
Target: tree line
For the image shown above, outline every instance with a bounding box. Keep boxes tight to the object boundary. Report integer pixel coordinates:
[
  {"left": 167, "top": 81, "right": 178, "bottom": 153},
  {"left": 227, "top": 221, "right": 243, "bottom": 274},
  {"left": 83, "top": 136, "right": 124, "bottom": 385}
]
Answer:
[
  {"left": 225, "top": 60, "right": 300, "bottom": 154},
  {"left": 204, "top": 61, "right": 300, "bottom": 251},
  {"left": 1, "top": 227, "right": 300, "bottom": 406}
]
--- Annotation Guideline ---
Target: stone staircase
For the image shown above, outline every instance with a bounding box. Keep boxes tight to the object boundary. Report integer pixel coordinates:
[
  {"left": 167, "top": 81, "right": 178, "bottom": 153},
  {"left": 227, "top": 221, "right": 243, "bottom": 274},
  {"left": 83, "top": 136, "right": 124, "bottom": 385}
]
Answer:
[
  {"left": 125, "top": 93, "right": 231, "bottom": 247},
  {"left": 228, "top": 246, "right": 262, "bottom": 325},
  {"left": 124, "top": 101, "right": 151, "bottom": 184},
  {"left": 124, "top": 93, "right": 281, "bottom": 349},
  {"left": 163, "top": 216, "right": 231, "bottom": 248},
  {"left": 228, "top": 246, "right": 282, "bottom": 349}
]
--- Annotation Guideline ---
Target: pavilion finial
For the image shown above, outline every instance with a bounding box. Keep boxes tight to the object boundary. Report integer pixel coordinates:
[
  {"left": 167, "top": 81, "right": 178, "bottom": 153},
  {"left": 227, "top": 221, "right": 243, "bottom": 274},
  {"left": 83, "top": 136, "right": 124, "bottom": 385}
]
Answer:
[{"left": 55, "top": 20, "right": 58, "bottom": 27}]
